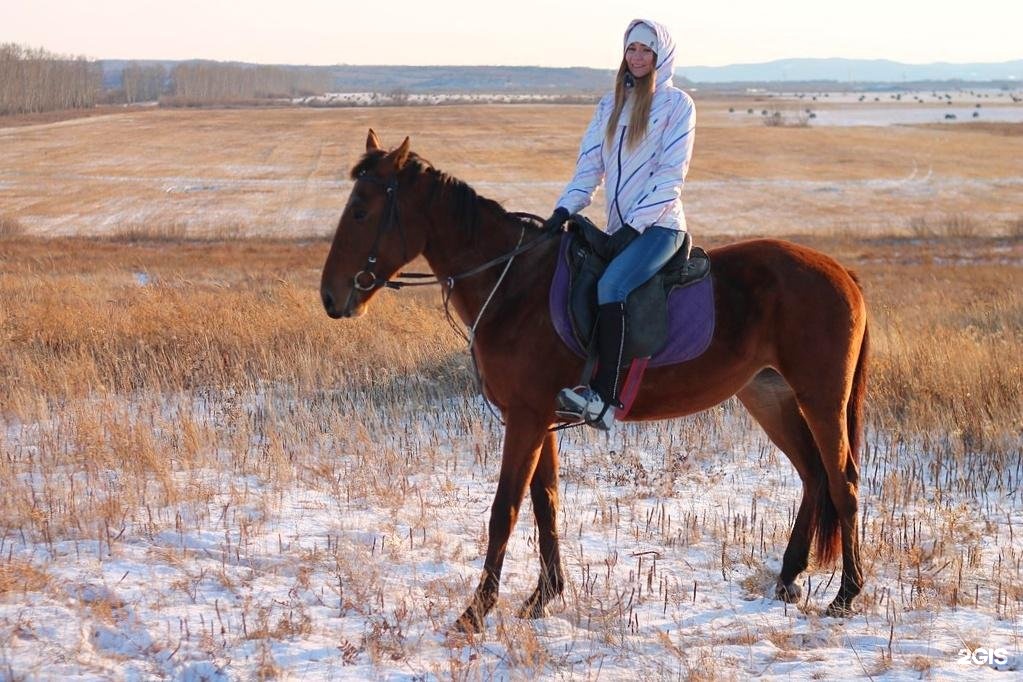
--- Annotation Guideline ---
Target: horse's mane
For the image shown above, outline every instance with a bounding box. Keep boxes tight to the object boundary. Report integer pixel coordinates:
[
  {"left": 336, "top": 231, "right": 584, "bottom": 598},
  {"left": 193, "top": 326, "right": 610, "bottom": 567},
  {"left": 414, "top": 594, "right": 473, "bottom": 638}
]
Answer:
[{"left": 351, "top": 150, "right": 522, "bottom": 240}]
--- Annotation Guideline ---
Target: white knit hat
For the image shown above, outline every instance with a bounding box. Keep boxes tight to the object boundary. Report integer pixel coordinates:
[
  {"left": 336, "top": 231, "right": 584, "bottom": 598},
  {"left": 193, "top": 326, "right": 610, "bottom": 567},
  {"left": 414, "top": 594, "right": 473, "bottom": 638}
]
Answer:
[{"left": 625, "top": 23, "right": 658, "bottom": 54}]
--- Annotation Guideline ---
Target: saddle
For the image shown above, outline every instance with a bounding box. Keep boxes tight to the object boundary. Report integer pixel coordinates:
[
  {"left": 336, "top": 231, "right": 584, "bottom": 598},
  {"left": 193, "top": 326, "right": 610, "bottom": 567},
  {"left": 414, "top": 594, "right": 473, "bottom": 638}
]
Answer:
[{"left": 565, "top": 214, "right": 711, "bottom": 362}]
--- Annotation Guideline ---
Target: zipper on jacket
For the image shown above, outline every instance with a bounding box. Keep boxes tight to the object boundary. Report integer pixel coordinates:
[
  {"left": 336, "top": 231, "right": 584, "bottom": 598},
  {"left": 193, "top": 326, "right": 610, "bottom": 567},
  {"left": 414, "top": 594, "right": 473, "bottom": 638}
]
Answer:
[{"left": 612, "top": 126, "right": 627, "bottom": 229}]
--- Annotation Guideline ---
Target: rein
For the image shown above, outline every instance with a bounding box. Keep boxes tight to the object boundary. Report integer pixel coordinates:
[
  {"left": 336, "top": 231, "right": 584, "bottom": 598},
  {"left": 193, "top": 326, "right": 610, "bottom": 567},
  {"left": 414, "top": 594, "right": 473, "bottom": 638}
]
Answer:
[
  {"left": 390, "top": 221, "right": 552, "bottom": 290},
  {"left": 355, "top": 170, "right": 554, "bottom": 291}
]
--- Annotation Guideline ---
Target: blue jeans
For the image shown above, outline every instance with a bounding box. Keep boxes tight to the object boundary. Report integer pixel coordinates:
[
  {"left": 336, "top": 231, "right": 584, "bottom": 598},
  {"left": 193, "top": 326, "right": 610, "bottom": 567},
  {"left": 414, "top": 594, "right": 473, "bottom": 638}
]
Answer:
[{"left": 597, "top": 226, "right": 686, "bottom": 304}]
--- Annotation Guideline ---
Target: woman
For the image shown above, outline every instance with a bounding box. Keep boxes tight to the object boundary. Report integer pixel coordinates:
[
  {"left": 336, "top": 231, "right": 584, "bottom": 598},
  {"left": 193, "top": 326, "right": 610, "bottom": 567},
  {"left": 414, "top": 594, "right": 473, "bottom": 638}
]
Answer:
[{"left": 546, "top": 18, "right": 696, "bottom": 430}]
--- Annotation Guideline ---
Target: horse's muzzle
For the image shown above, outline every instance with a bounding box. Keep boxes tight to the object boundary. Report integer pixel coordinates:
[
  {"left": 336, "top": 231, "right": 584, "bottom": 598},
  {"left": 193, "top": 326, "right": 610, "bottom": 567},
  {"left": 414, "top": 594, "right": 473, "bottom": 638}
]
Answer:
[
  {"left": 321, "top": 286, "right": 365, "bottom": 319},
  {"left": 321, "top": 287, "right": 346, "bottom": 319}
]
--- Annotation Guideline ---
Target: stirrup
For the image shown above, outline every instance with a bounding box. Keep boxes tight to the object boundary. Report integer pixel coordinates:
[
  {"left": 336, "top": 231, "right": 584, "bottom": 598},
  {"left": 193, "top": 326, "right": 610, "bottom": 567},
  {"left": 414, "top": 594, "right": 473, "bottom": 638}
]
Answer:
[
  {"left": 583, "top": 401, "right": 615, "bottom": 431},
  {"left": 554, "top": 386, "right": 615, "bottom": 431},
  {"left": 554, "top": 386, "right": 593, "bottom": 421}
]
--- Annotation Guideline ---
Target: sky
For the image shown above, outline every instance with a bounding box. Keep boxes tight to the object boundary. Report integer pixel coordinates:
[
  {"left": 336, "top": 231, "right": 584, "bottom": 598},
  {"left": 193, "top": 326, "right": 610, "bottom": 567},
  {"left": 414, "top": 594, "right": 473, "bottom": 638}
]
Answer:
[{"left": 4, "top": 0, "right": 1022, "bottom": 68}]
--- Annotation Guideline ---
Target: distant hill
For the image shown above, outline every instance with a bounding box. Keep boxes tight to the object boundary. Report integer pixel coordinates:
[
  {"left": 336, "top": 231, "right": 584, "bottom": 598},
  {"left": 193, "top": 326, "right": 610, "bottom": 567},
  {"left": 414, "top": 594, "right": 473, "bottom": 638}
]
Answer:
[
  {"left": 324, "top": 65, "right": 617, "bottom": 93},
  {"left": 99, "top": 57, "right": 1023, "bottom": 95}
]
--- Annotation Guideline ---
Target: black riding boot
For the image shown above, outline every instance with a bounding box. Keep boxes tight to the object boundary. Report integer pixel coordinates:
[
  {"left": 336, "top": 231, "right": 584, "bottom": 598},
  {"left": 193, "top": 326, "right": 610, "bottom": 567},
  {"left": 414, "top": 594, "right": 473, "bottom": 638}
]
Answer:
[{"left": 591, "top": 302, "right": 627, "bottom": 411}]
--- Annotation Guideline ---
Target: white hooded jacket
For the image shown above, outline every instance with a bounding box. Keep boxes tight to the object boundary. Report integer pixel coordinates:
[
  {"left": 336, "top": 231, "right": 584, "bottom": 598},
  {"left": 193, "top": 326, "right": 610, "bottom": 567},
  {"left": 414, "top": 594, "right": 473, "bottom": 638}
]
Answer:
[{"left": 555, "top": 19, "right": 695, "bottom": 235}]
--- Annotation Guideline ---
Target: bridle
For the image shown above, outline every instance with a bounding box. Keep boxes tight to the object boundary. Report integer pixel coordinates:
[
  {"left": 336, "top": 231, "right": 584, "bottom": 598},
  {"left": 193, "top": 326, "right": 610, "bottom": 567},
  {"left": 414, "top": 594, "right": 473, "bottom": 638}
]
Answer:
[
  {"left": 338, "top": 170, "right": 425, "bottom": 318},
  {"left": 346, "top": 169, "right": 556, "bottom": 297}
]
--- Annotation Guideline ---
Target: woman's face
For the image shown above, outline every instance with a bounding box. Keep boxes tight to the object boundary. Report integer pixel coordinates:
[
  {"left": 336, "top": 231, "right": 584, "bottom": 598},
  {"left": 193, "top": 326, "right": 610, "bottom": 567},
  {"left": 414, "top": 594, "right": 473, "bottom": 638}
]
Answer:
[{"left": 625, "top": 43, "right": 655, "bottom": 79}]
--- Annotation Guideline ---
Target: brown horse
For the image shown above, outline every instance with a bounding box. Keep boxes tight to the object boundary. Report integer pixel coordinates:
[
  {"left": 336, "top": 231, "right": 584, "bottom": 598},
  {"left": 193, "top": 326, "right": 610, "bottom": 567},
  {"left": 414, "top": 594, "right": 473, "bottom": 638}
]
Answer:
[{"left": 321, "top": 130, "right": 869, "bottom": 633}]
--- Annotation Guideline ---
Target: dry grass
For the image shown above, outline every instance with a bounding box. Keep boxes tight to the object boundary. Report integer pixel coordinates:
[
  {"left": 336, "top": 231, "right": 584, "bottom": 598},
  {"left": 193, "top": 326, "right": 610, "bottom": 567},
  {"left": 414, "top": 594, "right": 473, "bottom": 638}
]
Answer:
[
  {"left": 1010, "top": 216, "right": 1023, "bottom": 239},
  {"left": 761, "top": 111, "right": 812, "bottom": 128},
  {"left": 856, "top": 243, "right": 1023, "bottom": 443},
  {"left": 0, "top": 105, "right": 137, "bottom": 128},
  {"left": 104, "top": 221, "right": 194, "bottom": 242},
  {"left": 922, "top": 121, "right": 1023, "bottom": 137},
  {"left": 0, "top": 214, "right": 26, "bottom": 239},
  {"left": 3, "top": 103, "right": 1023, "bottom": 238},
  {"left": 0, "top": 560, "right": 51, "bottom": 596},
  {"left": 0, "top": 239, "right": 466, "bottom": 415},
  {"left": 2, "top": 233, "right": 1019, "bottom": 436},
  {"left": 907, "top": 213, "right": 982, "bottom": 238}
]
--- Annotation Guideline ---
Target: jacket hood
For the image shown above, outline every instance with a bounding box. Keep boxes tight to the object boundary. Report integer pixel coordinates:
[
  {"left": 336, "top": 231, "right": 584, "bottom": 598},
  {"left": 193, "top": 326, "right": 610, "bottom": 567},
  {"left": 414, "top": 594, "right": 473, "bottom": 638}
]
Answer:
[{"left": 623, "top": 18, "right": 676, "bottom": 90}]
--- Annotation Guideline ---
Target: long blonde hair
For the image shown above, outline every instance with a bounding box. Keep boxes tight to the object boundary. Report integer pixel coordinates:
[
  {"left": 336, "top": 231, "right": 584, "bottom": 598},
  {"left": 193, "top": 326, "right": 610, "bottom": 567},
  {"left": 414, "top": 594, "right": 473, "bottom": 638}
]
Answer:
[{"left": 605, "top": 58, "right": 656, "bottom": 150}]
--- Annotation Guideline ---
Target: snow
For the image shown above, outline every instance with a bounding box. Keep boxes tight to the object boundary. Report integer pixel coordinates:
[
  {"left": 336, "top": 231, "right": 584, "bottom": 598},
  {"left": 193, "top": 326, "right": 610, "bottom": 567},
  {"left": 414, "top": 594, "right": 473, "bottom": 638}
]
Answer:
[
  {"left": 295, "top": 92, "right": 578, "bottom": 107},
  {"left": 732, "top": 105, "right": 1023, "bottom": 127},
  {"left": 294, "top": 88, "right": 1023, "bottom": 127},
  {"left": 1, "top": 395, "right": 1020, "bottom": 679},
  {"left": 770, "top": 88, "right": 1021, "bottom": 105},
  {"left": 730, "top": 88, "right": 1023, "bottom": 126}
]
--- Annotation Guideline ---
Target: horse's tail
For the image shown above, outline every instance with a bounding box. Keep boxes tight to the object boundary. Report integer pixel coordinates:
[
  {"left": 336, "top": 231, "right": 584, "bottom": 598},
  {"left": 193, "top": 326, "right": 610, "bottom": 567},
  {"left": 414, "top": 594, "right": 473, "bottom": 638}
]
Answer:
[
  {"left": 815, "top": 273, "right": 869, "bottom": 566},
  {"left": 847, "top": 318, "right": 869, "bottom": 475}
]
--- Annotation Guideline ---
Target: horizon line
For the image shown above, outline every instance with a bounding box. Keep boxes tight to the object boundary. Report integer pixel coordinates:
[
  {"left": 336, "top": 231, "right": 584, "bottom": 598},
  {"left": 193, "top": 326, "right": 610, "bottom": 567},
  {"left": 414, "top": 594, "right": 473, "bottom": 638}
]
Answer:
[{"left": 78, "top": 55, "right": 1023, "bottom": 69}]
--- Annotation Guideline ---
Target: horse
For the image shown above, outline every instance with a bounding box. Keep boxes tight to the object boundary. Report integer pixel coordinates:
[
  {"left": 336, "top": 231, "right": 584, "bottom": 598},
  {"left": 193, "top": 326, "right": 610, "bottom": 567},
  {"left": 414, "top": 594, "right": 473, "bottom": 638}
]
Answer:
[{"left": 320, "top": 130, "right": 869, "bottom": 633}]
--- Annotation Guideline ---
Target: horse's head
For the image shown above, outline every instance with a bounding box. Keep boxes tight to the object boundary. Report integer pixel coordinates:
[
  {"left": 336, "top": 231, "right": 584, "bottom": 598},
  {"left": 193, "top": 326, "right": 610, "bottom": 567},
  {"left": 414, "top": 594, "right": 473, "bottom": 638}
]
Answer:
[{"left": 320, "top": 130, "right": 426, "bottom": 319}]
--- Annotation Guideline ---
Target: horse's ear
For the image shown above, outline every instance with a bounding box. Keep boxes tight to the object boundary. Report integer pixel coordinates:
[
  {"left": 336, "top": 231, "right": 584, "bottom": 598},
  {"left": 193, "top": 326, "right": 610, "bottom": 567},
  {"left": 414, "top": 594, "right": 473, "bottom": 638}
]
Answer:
[
  {"left": 366, "top": 129, "right": 382, "bottom": 152},
  {"left": 393, "top": 137, "right": 411, "bottom": 170}
]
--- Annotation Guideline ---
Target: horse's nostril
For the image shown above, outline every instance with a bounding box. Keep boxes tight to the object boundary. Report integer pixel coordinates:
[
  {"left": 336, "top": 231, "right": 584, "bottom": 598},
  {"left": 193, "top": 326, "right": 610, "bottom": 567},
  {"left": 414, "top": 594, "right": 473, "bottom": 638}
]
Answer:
[{"left": 321, "top": 289, "right": 334, "bottom": 312}]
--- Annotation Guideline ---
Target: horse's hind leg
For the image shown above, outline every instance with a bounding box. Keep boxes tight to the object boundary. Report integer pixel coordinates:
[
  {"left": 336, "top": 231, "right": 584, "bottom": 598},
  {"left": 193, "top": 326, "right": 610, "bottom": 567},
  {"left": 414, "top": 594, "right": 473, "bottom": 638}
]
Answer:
[
  {"left": 518, "top": 431, "right": 565, "bottom": 619},
  {"left": 784, "top": 343, "right": 866, "bottom": 615},
  {"left": 738, "top": 369, "right": 826, "bottom": 603},
  {"left": 800, "top": 404, "right": 863, "bottom": 616},
  {"left": 456, "top": 407, "right": 548, "bottom": 633}
]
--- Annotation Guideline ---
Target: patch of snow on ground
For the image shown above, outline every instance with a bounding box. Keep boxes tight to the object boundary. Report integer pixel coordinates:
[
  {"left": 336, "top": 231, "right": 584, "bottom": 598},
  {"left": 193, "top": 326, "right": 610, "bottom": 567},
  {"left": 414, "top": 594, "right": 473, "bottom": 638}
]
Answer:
[
  {"left": 745, "top": 106, "right": 1023, "bottom": 127},
  {"left": 1, "top": 393, "right": 1020, "bottom": 679},
  {"left": 727, "top": 88, "right": 1023, "bottom": 126},
  {"left": 295, "top": 93, "right": 581, "bottom": 107}
]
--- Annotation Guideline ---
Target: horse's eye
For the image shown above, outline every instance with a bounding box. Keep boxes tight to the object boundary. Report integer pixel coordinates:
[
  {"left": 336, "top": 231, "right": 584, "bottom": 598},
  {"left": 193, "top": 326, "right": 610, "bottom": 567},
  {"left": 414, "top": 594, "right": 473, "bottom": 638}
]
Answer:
[{"left": 352, "top": 208, "right": 368, "bottom": 221}]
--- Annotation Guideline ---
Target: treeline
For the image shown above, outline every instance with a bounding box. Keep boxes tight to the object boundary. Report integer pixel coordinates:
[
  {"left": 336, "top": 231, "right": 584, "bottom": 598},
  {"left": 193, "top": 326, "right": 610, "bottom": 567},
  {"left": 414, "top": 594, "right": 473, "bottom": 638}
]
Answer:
[
  {"left": 0, "top": 43, "right": 101, "bottom": 115},
  {"left": 116, "top": 61, "right": 331, "bottom": 105},
  {"left": 1, "top": 43, "right": 334, "bottom": 115},
  {"left": 122, "top": 63, "right": 166, "bottom": 103},
  {"left": 163, "top": 62, "right": 332, "bottom": 105}
]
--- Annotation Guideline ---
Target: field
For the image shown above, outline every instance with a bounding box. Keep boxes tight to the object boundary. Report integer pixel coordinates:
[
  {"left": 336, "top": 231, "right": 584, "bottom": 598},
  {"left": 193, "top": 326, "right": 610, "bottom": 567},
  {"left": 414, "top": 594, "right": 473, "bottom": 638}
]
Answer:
[{"left": 1, "top": 100, "right": 1022, "bottom": 680}]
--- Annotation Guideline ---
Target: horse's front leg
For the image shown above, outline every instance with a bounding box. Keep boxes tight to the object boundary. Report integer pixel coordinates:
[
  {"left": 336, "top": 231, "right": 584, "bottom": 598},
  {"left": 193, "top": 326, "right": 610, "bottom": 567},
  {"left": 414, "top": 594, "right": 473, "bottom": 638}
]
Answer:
[{"left": 456, "top": 407, "right": 548, "bottom": 633}]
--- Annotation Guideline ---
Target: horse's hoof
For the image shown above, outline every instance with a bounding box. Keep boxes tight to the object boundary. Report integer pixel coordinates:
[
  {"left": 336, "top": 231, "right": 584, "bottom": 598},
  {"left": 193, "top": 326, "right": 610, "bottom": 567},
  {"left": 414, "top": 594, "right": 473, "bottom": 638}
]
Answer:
[
  {"left": 824, "top": 598, "right": 854, "bottom": 617},
  {"left": 453, "top": 608, "right": 485, "bottom": 634},
  {"left": 517, "top": 591, "right": 550, "bottom": 619},
  {"left": 774, "top": 580, "right": 802, "bottom": 603}
]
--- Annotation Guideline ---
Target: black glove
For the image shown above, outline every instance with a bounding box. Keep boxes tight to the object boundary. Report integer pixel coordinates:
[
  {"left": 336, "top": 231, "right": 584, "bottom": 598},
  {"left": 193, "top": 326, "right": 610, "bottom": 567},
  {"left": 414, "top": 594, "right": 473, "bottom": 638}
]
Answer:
[{"left": 542, "top": 207, "right": 570, "bottom": 234}]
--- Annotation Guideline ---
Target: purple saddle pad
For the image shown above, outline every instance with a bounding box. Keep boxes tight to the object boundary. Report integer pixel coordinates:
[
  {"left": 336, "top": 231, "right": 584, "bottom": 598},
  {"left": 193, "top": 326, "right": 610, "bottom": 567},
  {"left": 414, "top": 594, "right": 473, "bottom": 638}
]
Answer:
[{"left": 549, "top": 234, "right": 715, "bottom": 368}]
